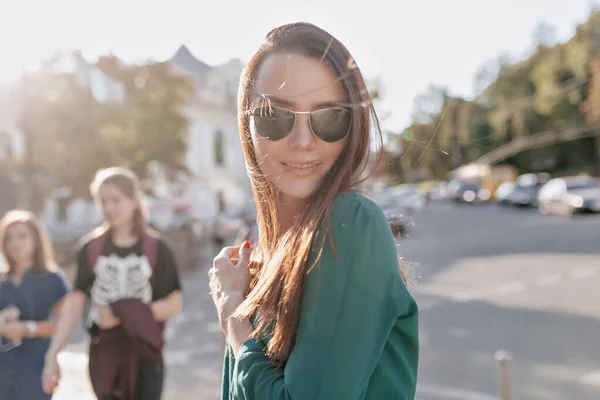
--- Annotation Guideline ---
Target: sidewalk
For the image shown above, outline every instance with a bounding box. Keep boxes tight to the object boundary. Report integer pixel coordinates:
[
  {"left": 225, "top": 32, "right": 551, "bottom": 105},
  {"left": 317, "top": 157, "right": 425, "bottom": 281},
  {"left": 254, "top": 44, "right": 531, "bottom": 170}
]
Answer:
[{"left": 52, "top": 349, "right": 95, "bottom": 400}]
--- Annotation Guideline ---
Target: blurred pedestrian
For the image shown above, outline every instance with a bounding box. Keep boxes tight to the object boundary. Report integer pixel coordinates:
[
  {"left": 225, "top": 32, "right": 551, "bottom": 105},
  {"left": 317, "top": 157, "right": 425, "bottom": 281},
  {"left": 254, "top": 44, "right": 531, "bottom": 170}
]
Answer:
[
  {"left": 42, "top": 167, "right": 182, "bottom": 400},
  {"left": 0, "top": 210, "right": 69, "bottom": 400}
]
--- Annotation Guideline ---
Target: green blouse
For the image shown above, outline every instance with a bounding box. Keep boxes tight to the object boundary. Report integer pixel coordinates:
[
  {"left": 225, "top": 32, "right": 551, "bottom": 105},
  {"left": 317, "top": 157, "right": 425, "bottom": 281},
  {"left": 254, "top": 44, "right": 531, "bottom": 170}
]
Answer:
[{"left": 221, "top": 192, "right": 419, "bottom": 400}]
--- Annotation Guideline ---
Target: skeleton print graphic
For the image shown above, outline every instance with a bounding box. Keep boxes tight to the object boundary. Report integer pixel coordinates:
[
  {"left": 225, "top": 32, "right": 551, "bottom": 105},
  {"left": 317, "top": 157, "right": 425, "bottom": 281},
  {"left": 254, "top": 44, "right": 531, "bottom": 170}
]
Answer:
[{"left": 88, "top": 253, "right": 153, "bottom": 325}]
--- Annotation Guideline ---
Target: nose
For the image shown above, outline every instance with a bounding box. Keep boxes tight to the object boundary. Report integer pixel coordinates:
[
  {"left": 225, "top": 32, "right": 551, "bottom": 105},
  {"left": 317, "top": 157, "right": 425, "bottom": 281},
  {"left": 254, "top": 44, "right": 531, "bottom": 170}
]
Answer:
[{"left": 287, "top": 113, "right": 316, "bottom": 150}]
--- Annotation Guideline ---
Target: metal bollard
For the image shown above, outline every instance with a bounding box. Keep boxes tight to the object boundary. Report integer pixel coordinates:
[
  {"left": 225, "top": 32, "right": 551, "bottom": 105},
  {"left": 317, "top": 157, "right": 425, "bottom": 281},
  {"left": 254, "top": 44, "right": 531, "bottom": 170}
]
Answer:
[{"left": 495, "top": 350, "right": 513, "bottom": 400}]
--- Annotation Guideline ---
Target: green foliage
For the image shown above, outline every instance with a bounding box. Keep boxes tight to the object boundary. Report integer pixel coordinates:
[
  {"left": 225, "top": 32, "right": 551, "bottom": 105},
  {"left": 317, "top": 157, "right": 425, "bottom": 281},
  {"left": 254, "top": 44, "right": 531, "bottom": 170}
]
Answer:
[
  {"left": 386, "top": 9, "right": 600, "bottom": 182},
  {"left": 15, "top": 53, "right": 195, "bottom": 198}
]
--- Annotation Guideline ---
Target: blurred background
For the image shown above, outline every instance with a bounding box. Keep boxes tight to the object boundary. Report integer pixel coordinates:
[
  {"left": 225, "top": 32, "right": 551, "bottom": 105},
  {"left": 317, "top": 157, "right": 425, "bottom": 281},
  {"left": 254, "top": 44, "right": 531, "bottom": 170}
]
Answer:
[{"left": 1, "top": 0, "right": 599, "bottom": 399}]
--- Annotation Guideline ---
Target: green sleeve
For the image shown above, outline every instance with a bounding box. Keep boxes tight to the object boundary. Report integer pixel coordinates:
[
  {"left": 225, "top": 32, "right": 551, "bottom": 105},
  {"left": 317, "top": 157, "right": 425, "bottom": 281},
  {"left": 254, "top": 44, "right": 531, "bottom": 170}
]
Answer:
[{"left": 231, "top": 194, "right": 418, "bottom": 400}]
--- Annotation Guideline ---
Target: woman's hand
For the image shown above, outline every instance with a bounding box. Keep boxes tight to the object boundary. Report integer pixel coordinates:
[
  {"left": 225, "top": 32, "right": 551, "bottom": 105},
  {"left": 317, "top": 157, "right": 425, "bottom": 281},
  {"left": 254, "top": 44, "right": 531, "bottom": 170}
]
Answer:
[
  {"left": 0, "top": 305, "right": 20, "bottom": 324},
  {"left": 209, "top": 240, "right": 252, "bottom": 332},
  {"left": 98, "top": 305, "right": 121, "bottom": 330},
  {"left": 42, "top": 354, "right": 61, "bottom": 394},
  {"left": 1, "top": 321, "right": 26, "bottom": 340}
]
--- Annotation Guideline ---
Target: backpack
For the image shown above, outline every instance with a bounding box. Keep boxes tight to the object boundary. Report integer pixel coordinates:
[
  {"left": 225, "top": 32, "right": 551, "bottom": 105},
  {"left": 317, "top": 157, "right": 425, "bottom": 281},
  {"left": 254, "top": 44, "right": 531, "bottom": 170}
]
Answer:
[{"left": 87, "top": 231, "right": 159, "bottom": 273}]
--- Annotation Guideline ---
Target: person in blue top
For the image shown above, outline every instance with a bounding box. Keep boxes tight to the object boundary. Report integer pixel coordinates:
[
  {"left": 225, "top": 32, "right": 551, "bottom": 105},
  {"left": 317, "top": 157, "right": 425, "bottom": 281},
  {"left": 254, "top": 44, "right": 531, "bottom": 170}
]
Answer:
[{"left": 0, "top": 210, "right": 69, "bottom": 400}]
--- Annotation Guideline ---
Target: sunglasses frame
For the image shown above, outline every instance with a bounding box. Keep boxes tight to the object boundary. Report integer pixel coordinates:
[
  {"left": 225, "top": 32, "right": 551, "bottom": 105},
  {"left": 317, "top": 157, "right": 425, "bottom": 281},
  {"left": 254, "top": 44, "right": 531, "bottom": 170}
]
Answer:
[{"left": 250, "top": 105, "right": 352, "bottom": 143}]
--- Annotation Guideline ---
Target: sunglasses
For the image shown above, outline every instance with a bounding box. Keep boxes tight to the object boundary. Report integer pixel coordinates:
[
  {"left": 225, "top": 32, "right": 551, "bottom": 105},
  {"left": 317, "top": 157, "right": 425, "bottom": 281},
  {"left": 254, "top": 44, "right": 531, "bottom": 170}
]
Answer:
[{"left": 250, "top": 105, "right": 352, "bottom": 143}]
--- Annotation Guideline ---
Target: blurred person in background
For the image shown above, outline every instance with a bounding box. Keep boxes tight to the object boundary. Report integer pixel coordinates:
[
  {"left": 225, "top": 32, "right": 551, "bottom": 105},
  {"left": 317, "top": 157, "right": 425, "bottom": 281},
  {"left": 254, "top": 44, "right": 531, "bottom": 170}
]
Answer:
[
  {"left": 209, "top": 22, "right": 419, "bottom": 400},
  {"left": 0, "top": 210, "right": 69, "bottom": 400},
  {"left": 42, "top": 167, "right": 182, "bottom": 400}
]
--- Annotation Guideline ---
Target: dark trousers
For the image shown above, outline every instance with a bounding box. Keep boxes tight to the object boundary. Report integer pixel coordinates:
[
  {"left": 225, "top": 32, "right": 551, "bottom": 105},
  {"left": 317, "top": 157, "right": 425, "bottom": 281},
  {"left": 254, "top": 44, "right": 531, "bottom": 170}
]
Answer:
[{"left": 88, "top": 344, "right": 164, "bottom": 400}]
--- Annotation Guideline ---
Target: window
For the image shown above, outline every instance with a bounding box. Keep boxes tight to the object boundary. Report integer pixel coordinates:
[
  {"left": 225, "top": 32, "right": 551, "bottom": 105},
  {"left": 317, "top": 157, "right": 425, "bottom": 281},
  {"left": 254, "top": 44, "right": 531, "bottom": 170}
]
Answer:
[
  {"left": 214, "top": 130, "right": 225, "bottom": 166},
  {"left": 0, "top": 131, "right": 11, "bottom": 161},
  {"left": 217, "top": 191, "right": 226, "bottom": 212},
  {"left": 56, "top": 197, "right": 69, "bottom": 222}
]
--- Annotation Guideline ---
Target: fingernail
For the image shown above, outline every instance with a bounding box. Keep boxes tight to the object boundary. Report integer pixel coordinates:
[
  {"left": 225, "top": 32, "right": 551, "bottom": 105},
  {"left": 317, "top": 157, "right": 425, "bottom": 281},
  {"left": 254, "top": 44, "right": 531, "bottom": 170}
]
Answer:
[{"left": 243, "top": 240, "right": 251, "bottom": 249}]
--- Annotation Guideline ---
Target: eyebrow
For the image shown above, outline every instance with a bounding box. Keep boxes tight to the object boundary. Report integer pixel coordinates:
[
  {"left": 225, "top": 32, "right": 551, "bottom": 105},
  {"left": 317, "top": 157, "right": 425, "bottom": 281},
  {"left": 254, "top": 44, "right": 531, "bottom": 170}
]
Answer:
[{"left": 254, "top": 94, "right": 347, "bottom": 109}]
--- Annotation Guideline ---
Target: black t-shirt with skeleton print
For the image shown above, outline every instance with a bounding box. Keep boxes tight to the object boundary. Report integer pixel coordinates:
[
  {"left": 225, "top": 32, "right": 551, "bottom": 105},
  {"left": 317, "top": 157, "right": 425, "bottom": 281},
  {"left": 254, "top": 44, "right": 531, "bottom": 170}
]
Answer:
[{"left": 74, "top": 232, "right": 182, "bottom": 334}]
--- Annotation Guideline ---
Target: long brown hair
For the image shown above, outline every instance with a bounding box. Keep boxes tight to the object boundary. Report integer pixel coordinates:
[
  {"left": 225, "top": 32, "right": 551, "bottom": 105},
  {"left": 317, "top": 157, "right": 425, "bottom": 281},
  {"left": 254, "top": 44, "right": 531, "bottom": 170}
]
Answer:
[
  {"left": 0, "top": 210, "right": 58, "bottom": 276},
  {"left": 233, "top": 22, "right": 383, "bottom": 363},
  {"left": 89, "top": 167, "right": 148, "bottom": 237}
]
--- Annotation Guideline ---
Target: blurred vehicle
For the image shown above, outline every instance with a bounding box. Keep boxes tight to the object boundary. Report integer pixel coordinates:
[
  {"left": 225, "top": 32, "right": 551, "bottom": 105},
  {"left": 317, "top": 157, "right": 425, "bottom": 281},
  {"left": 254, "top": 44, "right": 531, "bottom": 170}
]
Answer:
[
  {"left": 427, "top": 181, "right": 452, "bottom": 201},
  {"left": 370, "top": 184, "right": 428, "bottom": 237},
  {"left": 383, "top": 208, "right": 408, "bottom": 237},
  {"left": 449, "top": 163, "right": 518, "bottom": 200},
  {"left": 504, "top": 172, "right": 551, "bottom": 207},
  {"left": 448, "top": 179, "right": 491, "bottom": 204},
  {"left": 537, "top": 175, "right": 600, "bottom": 216},
  {"left": 495, "top": 181, "right": 516, "bottom": 205}
]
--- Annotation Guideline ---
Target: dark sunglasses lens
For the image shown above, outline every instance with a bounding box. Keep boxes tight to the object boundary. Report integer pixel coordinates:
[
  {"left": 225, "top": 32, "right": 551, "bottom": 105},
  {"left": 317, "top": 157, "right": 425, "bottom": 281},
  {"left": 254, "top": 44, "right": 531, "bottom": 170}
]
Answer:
[
  {"left": 251, "top": 106, "right": 295, "bottom": 141},
  {"left": 310, "top": 108, "right": 352, "bottom": 142}
]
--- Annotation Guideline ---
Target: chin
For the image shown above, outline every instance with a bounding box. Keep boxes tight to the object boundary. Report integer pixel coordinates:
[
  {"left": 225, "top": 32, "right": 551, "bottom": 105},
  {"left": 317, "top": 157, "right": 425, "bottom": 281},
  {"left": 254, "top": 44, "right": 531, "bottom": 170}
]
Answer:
[{"left": 277, "top": 183, "right": 318, "bottom": 203}]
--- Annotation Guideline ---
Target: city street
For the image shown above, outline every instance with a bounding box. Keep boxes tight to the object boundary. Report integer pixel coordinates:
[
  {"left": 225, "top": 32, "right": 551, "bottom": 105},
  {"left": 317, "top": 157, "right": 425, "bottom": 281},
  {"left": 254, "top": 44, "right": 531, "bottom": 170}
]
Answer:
[
  {"left": 55, "top": 200, "right": 600, "bottom": 400},
  {"left": 404, "top": 200, "right": 600, "bottom": 400}
]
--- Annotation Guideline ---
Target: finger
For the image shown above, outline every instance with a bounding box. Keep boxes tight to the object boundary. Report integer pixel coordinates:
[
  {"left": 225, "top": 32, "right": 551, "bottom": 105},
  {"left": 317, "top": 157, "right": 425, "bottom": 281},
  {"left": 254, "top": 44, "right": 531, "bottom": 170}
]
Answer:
[
  {"left": 236, "top": 240, "right": 252, "bottom": 269},
  {"left": 218, "top": 246, "right": 240, "bottom": 259}
]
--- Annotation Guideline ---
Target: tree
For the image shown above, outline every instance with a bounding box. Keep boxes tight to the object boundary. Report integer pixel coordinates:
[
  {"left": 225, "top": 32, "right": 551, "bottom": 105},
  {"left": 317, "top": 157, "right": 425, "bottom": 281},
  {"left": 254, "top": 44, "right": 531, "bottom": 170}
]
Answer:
[
  {"left": 410, "top": 84, "right": 449, "bottom": 124},
  {"left": 96, "top": 56, "right": 195, "bottom": 177},
  {"left": 14, "top": 53, "right": 195, "bottom": 201},
  {"left": 532, "top": 22, "right": 558, "bottom": 49}
]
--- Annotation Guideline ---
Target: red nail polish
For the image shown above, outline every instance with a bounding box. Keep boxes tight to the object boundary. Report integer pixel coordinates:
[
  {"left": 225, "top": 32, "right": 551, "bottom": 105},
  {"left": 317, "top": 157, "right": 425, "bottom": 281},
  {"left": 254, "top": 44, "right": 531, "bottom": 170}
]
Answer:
[{"left": 243, "top": 240, "right": 251, "bottom": 249}]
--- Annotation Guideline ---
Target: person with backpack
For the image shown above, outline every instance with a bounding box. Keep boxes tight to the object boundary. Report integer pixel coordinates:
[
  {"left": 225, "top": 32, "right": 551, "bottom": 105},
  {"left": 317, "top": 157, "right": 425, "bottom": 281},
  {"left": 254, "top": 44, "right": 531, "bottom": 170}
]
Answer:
[{"left": 41, "top": 167, "right": 182, "bottom": 400}]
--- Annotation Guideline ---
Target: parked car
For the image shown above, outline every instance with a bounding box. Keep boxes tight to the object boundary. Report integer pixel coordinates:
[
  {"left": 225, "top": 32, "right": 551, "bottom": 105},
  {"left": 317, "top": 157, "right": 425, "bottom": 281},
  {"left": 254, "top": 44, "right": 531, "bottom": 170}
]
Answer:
[
  {"left": 495, "top": 181, "right": 516, "bottom": 205},
  {"left": 505, "top": 172, "right": 551, "bottom": 207},
  {"left": 370, "top": 184, "right": 428, "bottom": 237},
  {"left": 537, "top": 175, "right": 600, "bottom": 216},
  {"left": 427, "top": 181, "right": 452, "bottom": 201},
  {"left": 448, "top": 179, "right": 490, "bottom": 204}
]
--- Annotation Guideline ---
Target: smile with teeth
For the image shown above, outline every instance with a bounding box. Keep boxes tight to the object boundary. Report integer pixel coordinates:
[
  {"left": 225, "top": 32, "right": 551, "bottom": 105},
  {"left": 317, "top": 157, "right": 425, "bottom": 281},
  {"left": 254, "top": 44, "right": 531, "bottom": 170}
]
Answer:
[{"left": 283, "top": 162, "right": 319, "bottom": 169}]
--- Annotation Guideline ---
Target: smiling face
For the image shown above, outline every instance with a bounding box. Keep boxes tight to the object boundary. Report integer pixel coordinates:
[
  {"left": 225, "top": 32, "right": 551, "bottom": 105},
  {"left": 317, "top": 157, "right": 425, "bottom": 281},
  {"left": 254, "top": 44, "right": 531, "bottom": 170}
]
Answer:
[{"left": 249, "top": 52, "right": 349, "bottom": 207}]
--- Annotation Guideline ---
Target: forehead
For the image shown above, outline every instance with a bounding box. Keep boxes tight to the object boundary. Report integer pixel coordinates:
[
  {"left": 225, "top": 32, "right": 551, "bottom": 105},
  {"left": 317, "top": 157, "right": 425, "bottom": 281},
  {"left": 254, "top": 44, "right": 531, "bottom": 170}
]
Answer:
[
  {"left": 6, "top": 222, "right": 31, "bottom": 236},
  {"left": 98, "top": 183, "right": 126, "bottom": 197},
  {"left": 253, "top": 52, "right": 347, "bottom": 109}
]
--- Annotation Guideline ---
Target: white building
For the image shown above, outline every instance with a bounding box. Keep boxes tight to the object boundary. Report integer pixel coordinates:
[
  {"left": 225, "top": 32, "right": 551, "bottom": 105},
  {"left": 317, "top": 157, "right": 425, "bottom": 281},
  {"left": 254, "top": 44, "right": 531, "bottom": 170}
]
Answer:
[{"left": 169, "top": 45, "right": 253, "bottom": 223}]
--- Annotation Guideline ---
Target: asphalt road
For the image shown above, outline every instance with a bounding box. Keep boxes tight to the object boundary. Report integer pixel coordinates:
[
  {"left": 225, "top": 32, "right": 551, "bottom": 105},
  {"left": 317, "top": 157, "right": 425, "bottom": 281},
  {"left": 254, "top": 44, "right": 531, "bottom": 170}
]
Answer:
[
  {"left": 403, "top": 200, "right": 600, "bottom": 400},
  {"left": 55, "top": 200, "right": 600, "bottom": 400}
]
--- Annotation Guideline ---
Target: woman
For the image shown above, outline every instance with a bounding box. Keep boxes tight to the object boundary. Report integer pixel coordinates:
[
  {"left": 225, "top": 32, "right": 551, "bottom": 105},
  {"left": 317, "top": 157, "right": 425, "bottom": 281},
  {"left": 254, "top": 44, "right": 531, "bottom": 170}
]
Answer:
[
  {"left": 0, "top": 210, "right": 69, "bottom": 400},
  {"left": 209, "top": 22, "right": 419, "bottom": 400},
  {"left": 42, "top": 167, "right": 182, "bottom": 400}
]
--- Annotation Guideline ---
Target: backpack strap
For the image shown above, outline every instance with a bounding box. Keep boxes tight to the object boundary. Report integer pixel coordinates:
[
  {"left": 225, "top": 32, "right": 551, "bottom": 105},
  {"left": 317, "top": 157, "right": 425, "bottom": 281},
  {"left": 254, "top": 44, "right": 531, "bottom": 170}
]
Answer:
[
  {"left": 87, "top": 231, "right": 159, "bottom": 272},
  {"left": 142, "top": 231, "right": 159, "bottom": 271},
  {"left": 87, "top": 234, "right": 106, "bottom": 273}
]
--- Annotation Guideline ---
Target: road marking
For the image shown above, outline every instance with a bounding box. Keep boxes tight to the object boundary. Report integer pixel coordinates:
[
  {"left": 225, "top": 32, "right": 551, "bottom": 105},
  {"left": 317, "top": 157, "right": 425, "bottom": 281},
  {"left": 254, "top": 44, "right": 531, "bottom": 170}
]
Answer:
[
  {"left": 493, "top": 281, "right": 526, "bottom": 295},
  {"left": 571, "top": 267, "right": 595, "bottom": 280},
  {"left": 535, "top": 273, "right": 562, "bottom": 287},
  {"left": 452, "top": 290, "right": 482, "bottom": 303},
  {"left": 581, "top": 370, "right": 600, "bottom": 386},
  {"left": 416, "top": 383, "right": 499, "bottom": 400},
  {"left": 448, "top": 327, "right": 472, "bottom": 339},
  {"left": 418, "top": 298, "right": 442, "bottom": 310}
]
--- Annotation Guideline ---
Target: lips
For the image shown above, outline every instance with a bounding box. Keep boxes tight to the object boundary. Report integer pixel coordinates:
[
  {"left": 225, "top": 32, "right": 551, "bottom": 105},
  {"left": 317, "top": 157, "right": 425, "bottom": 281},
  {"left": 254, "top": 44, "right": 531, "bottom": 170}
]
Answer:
[{"left": 282, "top": 162, "right": 320, "bottom": 169}]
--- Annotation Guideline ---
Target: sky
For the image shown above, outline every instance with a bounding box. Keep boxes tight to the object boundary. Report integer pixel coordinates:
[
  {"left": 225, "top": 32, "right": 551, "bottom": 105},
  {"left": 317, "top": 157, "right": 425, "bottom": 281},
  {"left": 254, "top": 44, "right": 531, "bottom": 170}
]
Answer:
[{"left": 0, "top": 0, "right": 595, "bottom": 130}]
